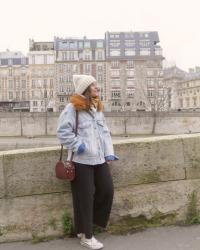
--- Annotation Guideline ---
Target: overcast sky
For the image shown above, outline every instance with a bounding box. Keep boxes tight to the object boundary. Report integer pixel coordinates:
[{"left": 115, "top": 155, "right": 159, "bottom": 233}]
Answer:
[{"left": 0, "top": 0, "right": 199, "bottom": 71}]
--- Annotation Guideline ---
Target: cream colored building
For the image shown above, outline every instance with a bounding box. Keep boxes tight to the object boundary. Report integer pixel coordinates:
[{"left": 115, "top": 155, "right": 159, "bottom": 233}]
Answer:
[
  {"left": 164, "top": 66, "right": 200, "bottom": 111},
  {"left": 28, "top": 40, "right": 55, "bottom": 112},
  {"left": 176, "top": 75, "right": 200, "bottom": 110},
  {"left": 163, "top": 66, "right": 187, "bottom": 110},
  {"left": 0, "top": 51, "right": 30, "bottom": 111},
  {"left": 54, "top": 37, "right": 106, "bottom": 112}
]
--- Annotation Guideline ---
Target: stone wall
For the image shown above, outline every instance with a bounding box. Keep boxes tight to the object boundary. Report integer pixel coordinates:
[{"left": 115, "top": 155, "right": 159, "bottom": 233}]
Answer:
[
  {"left": 1, "top": 111, "right": 200, "bottom": 136},
  {"left": 1, "top": 134, "right": 200, "bottom": 242}
]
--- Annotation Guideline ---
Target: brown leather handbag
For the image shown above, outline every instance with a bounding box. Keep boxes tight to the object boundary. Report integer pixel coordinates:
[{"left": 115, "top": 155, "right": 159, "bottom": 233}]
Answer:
[{"left": 55, "top": 110, "right": 78, "bottom": 181}]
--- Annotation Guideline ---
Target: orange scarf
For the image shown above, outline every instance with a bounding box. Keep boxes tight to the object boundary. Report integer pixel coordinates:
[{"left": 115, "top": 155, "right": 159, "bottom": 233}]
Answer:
[{"left": 70, "top": 94, "right": 104, "bottom": 111}]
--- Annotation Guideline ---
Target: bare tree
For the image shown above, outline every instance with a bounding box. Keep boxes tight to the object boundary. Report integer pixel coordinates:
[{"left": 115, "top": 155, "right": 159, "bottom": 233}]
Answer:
[{"left": 137, "top": 66, "right": 169, "bottom": 134}]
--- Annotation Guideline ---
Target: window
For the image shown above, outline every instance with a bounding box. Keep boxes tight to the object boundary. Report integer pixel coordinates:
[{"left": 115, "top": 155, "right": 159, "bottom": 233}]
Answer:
[
  {"left": 69, "top": 51, "right": 74, "bottom": 60},
  {"left": 8, "top": 68, "right": 12, "bottom": 76},
  {"left": 8, "top": 80, "right": 13, "bottom": 88},
  {"left": 50, "top": 79, "right": 53, "bottom": 88},
  {"left": 97, "top": 41, "right": 103, "bottom": 48},
  {"left": 66, "top": 86, "right": 71, "bottom": 94},
  {"left": 127, "top": 60, "right": 134, "bottom": 68},
  {"left": 125, "top": 33, "right": 134, "bottom": 39},
  {"left": 139, "top": 40, "right": 150, "bottom": 47},
  {"left": 111, "top": 60, "right": 119, "bottom": 68},
  {"left": 59, "top": 76, "right": 64, "bottom": 83},
  {"left": 109, "top": 40, "right": 120, "bottom": 47},
  {"left": 111, "top": 79, "right": 120, "bottom": 87},
  {"left": 69, "top": 42, "right": 77, "bottom": 49},
  {"left": 147, "top": 88, "right": 154, "bottom": 97},
  {"left": 111, "top": 90, "right": 121, "bottom": 99},
  {"left": 62, "top": 52, "right": 67, "bottom": 61},
  {"left": 59, "top": 85, "right": 64, "bottom": 92},
  {"left": 127, "top": 88, "right": 135, "bottom": 98},
  {"left": 84, "top": 41, "right": 91, "bottom": 48},
  {"left": 112, "top": 101, "right": 121, "bottom": 107},
  {"left": 193, "top": 97, "right": 197, "bottom": 106},
  {"left": 127, "top": 79, "right": 135, "bottom": 87},
  {"left": 147, "top": 70, "right": 154, "bottom": 76},
  {"left": 186, "top": 97, "right": 190, "bottom": 107},
  {"left": 179, "top": 99, "right": 183, "bottom": 107},
  {"left": 21, "top": 80, "right": 26, "bottom": 88},
  {"left": 32, "top": 90, "right": 35, "bottom": 98},
  {"left": 44, "top": 55, "right": 47, "bottom": 64},
  {"left": 66, "top": 75, "right": 71, "bottom": 82},
  {"left": 155, "top": 48, "right": 162, "bottom": 55},
  {"left": 78, "top": 42, "right": 83, "bottom": 48},
  {"left": 125, "top": 40, "right": 135, "bottom": 47},
  {"left": 9, "top": 91, "right": 13, "bottom": 99},
  {"left": 158, "top": 88, "right": 164, "bottom": 96},
  {"left": 111, "top": 70, "right": 120, "bottom": 77},
  {"left": 84, "top": 51, "right": 91, "bottom": 60},
  {"left": 126, "top": 70, "right": 135, "bottom": 77},
  {"left": 66, "top": 64, "right": 71, "bottom": 72},
  {"left": 97, "top": 65, "right": 103, "bottom": 71},
  {"left": 60, "top": 97, "right": 64, "bottom": 102},
  {"left": 16, "top": 80, "right": 21, "bottom": 88},
  {"left": 33, "top": 101, "right": 38, "bottom": 107},
  {"left": 22, "top": 91, "right": 25, "bottom": 99},
  {"left": 97, "top": 74, "right": 103, "bottom": 82},
  {"left": 110, "top": 50, "right": 120, "bottom": 56},
  {"left": 140, "top": 48, "right": 151, "bottom": 55},
  {"left": 16, "top": 91, "right": 20, "bottom": 100},
  {"left": 125, "top": 49, "right": 136, "bottom": 56},
  {"left": 44, "top": 89, "right": 47, "bottom": 98},
  {"left": 110, "top": 33, "right": 120, "bottom": 38},
  {"left": 146, "top": 78, "right": 154, "bottom": 86},
  {"left": 97, "top": 51, "right": 103, "bottom": 60},
  {"left": 158, "top": 79, "right": 163, "bottom": 86},
  {"left": 32, "top": 55, "right": 35, "bottom": 64},
  {"left": 84, "top": 64, "right": 91, "bottom": 73}
]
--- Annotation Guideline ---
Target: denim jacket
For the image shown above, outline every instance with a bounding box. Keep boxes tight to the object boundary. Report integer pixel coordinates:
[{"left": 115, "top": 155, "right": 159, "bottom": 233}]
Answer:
[{"left": 56, "top": 103, "right": 117, "bottom": 165}]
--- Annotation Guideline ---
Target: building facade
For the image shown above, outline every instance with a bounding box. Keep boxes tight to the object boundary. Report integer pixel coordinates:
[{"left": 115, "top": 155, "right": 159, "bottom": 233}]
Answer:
[
  {"left": 0, "top": 31, "right": 166, "bottom": 112},
  {"left": 176, "top": 67, "right": 200, "bottom": 110},
  {"left": 54, "top": 36, "right": 106, "bottom": 112},
  {"left": 163, "top": 66, "right": 187, "bottom": 110},
  {"left": 105, "top": 31, "right": 165, "bottom": 111},
  {"left": 28, "top": 40, "right": 55, "bottom": 112},
  {"left": 0, "top": 51, "right": 29, "bottom": 111}
]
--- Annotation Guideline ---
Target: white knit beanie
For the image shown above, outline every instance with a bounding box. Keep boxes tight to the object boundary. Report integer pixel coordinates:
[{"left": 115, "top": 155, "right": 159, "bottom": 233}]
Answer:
[{"left": 73, "top": 74, "right": 97, "bottom": 95}]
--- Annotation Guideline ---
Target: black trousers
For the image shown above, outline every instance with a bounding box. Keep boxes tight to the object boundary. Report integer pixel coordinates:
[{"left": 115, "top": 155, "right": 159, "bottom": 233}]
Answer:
[{"left": 70, "top": 161, "right": 114, "bottom": 239}]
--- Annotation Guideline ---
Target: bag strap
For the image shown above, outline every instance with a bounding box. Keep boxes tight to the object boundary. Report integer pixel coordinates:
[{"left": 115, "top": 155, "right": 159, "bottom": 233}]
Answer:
[
  {"left": 59, "top": 110, "right": 79, "bottom": 161},
  {"left": 85, "top": 109, "right": 95, "bottom": 119}
]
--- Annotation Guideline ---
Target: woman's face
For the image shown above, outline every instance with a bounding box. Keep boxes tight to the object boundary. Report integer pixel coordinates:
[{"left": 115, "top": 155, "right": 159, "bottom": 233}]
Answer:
[{"left": 89, "top": 82, "right": 99, "bottom": 97}]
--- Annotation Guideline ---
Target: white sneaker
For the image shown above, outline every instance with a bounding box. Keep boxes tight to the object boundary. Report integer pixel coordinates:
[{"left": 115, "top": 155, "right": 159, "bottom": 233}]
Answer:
[
  {"left": 80, "top": 235, "right": 104, "bottom": 249},
  {"left": 77, "top": 233, "right": 84, "bottom": 238}
]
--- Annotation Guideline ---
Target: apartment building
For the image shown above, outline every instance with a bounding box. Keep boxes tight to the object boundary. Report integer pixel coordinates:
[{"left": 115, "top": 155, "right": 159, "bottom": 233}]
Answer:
[
  {"left": 0, "top": 50, "right": 29, "bottom": 111},
  {"left": 28, "top": 40, "right": 55, "bottom": 112}
]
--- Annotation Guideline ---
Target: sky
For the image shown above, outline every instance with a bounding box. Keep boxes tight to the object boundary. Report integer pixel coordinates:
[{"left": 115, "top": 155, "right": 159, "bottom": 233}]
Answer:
[{"left": 0, "top": 0, "right": 199, "bottom": 71}]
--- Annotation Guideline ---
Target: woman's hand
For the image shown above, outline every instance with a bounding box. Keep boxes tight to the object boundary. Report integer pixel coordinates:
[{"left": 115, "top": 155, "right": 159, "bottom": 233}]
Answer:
[
  {"left": 105, "top": 155, "right": 119, "bottom": 165},
  {"left": 77, "top": 143, "right": 86, "bottom": 154}
]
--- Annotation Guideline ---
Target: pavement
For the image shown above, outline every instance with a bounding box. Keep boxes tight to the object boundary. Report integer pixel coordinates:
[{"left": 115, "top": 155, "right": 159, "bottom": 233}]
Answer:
[{"left": 1, "top": 225, "right": 200, "bottom": 250}]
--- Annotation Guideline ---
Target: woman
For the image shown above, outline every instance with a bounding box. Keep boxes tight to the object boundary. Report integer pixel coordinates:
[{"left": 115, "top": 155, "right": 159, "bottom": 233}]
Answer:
[{"left": 56, "top": 74, "right": 119, "bottom": 249}]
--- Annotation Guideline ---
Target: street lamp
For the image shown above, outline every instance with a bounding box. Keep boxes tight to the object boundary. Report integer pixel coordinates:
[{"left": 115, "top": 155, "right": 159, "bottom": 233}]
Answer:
[
  {"left": 120, "top": 102, "right": 128, "bottom": 137},
  {"left": 36, "top": 81, "right": 51, "bottom": 136}
]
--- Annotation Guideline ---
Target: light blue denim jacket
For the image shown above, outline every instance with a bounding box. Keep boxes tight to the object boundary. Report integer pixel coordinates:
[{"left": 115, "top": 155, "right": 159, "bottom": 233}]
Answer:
[{"left": 56, "top": 103, "right": 117, "bottom": 165}]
